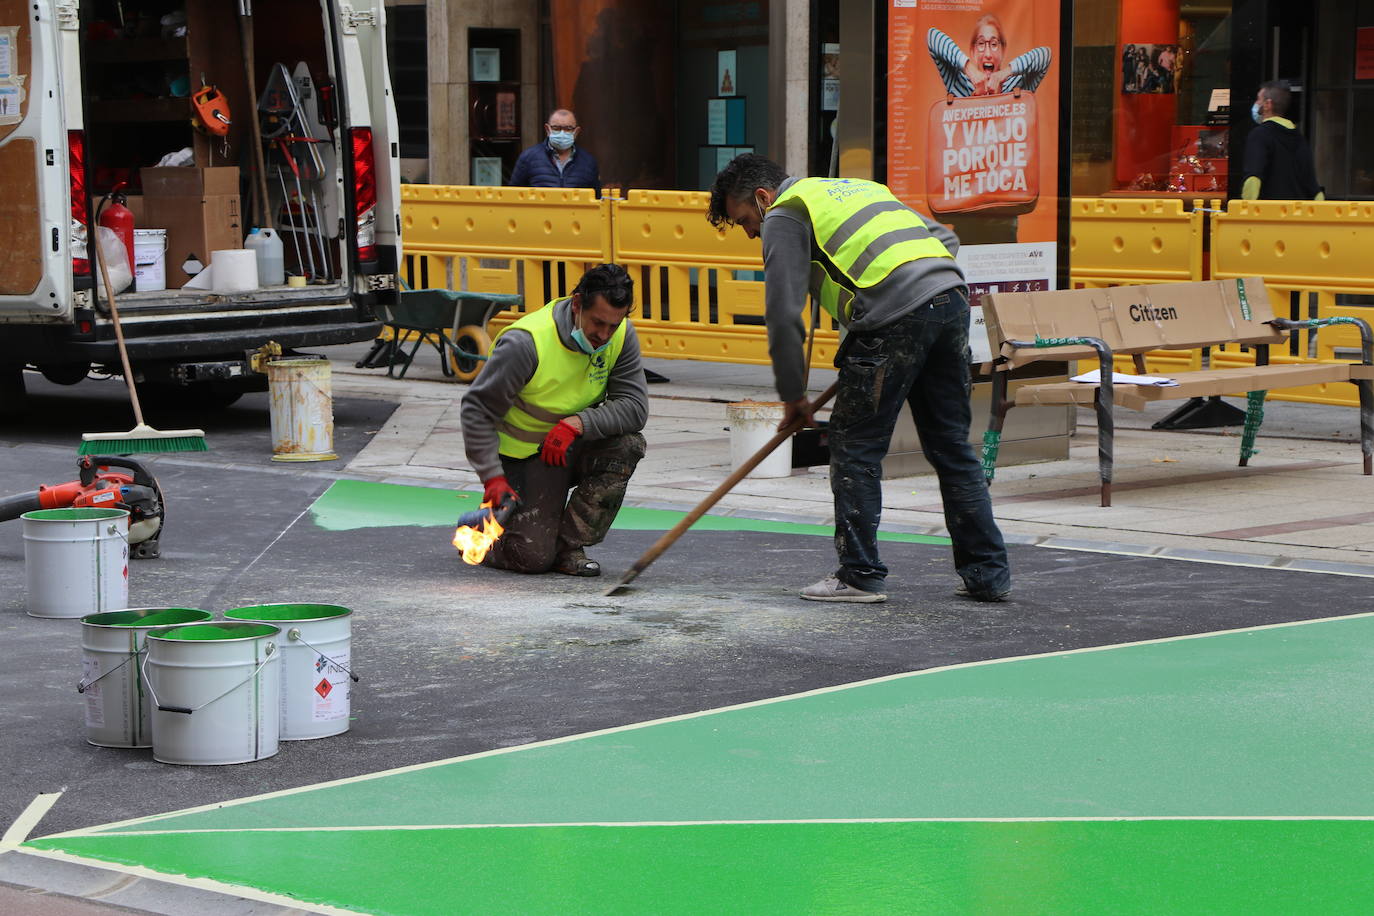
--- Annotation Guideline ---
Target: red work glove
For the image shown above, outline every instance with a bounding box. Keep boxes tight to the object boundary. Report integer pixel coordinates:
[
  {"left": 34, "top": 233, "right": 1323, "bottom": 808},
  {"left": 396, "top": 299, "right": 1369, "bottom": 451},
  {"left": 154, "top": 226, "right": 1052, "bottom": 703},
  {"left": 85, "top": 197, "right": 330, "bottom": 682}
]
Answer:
[
  {"left": 482, "top": 475, "right": 519, "bottom": 508},
  {"left": 540, "top": 420, "right": 581, "bottom": 467}
]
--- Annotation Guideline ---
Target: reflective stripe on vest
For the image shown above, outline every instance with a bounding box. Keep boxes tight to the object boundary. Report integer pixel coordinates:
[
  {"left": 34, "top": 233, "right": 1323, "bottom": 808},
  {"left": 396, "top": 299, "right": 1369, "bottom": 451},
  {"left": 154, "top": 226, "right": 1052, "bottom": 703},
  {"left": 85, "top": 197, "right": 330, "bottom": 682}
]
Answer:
[
  {"left": 493, "top": 299, "right": 627, "bottom": 459},
  {"left": 772, "top": 178, "right": 953, "bottom": 320}
]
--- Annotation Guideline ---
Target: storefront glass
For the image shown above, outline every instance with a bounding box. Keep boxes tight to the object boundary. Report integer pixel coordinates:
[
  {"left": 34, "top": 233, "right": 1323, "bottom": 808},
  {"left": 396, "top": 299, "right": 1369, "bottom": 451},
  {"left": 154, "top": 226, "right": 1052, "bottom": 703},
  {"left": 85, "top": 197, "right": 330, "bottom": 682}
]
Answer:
[{"left": 1071, "top": 0, "right": 1235, "bottom": 198}]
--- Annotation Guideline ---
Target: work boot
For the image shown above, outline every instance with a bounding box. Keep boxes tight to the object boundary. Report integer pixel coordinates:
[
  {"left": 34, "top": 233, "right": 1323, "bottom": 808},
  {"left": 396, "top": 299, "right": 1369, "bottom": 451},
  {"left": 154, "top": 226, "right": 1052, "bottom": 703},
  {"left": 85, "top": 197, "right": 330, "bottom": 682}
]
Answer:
[
  {"left": 955, "top": 583, "right": 1011, "bottom": 602},
  {"left": 553, "top": 548, "right": 601, "bottom": 577},
  {"left": 799, "top": 575, "right": 886, "bottom": 603}
]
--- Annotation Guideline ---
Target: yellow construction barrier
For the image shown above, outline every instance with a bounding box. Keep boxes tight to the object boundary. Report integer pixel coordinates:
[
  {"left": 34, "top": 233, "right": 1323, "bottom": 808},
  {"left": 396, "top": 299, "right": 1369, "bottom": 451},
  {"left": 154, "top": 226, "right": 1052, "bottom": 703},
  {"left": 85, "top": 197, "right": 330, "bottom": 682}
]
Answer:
[
  {"left": 395, "top": 187, "right": 1374, "bottom": 407},
  {"left": 613, "top": 189, "right": 838, "bottom": 368},
  {"left": 1068, "top": 197, "right": 1204, "bottom": 288},
  {"left": 399, "top": 184, "right": 610, "bottom": 336},
  {"left": 1209, "top": 200, "right": 1374, "bottom": 407}
]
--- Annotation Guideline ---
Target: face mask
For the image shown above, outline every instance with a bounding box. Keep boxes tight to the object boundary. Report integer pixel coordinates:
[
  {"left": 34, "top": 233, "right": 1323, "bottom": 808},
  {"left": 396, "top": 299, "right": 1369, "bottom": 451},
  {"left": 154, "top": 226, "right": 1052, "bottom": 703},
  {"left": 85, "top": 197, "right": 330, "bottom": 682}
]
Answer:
[
  {"left": 548, "top": 130, "right": 575, "bottom": 150},
  {"left": 756, "top": 195, "right": 767, "bottom": 221},
  {"left": 1251, "top": 102, "right": 1263, "bottom": 124},
  {"left": 571, "top": 311, "right": 610, "bottom": 356}
]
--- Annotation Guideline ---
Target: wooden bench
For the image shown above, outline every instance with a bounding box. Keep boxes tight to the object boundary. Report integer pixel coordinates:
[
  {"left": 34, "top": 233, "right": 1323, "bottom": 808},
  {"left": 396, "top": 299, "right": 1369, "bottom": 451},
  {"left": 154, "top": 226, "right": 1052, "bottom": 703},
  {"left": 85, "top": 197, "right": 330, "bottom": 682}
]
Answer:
[{"left": 981, "top": 277, "right": 1374, "bottom": 505}]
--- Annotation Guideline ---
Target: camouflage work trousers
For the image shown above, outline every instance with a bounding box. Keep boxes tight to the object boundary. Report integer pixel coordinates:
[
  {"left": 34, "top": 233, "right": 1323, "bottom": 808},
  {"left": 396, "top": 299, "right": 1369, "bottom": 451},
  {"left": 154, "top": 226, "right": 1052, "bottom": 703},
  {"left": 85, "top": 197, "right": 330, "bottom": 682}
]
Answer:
[{"left": 484, "top": 431, "right": 647, "bottom": 573}]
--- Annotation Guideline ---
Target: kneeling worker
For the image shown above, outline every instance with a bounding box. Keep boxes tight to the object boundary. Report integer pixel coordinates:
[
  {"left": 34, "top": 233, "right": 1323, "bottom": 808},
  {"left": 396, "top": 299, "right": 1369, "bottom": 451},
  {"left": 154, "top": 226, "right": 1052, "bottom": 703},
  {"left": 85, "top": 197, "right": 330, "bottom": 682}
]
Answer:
[{"left": 460, "top": 263, "right": 648, "bottom": 576}]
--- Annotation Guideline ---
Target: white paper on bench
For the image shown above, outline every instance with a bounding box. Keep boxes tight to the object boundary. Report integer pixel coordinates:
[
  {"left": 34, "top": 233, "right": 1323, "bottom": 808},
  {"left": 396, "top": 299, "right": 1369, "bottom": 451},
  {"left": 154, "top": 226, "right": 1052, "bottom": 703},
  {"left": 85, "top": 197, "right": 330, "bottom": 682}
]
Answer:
[{"left": 1070, "top": 369, "right": 1180, "bottom": 387}]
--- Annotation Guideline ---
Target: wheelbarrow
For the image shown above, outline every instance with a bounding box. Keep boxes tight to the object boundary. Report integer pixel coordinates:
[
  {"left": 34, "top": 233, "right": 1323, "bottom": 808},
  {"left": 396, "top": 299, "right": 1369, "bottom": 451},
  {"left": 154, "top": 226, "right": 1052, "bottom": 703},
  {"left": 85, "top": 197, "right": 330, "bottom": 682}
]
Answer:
[{"left": 356, "top": 287, "right": 523, "bottom": 382}]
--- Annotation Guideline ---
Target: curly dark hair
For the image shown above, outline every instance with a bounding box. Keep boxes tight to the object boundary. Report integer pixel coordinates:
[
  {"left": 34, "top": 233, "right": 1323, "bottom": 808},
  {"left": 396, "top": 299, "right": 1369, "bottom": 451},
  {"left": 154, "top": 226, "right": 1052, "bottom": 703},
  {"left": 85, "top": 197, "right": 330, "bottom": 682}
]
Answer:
[
  {"left": 706, "top": 153, "right": 788, "bottom": 229},
  {"left": 573, "top": 263, "right": 635, "bottom": 310}
]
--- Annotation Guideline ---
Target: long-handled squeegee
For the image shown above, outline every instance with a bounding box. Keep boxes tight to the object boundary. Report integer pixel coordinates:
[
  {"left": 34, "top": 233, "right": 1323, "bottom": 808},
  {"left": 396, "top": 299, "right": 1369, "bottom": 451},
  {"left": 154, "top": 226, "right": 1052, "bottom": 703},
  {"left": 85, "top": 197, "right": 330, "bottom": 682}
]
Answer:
[{"left": 603, "top": 382, "right": 837, "bottom": 596}]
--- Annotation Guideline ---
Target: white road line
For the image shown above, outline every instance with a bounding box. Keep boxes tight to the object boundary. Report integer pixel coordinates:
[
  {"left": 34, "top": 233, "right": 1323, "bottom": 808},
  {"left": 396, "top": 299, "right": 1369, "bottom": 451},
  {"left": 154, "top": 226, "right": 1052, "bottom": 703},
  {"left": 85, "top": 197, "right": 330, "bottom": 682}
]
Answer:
[
  {"left": 11, "top": 847, "right": 361, "bottom": 915},
  {"left": 62, "top": 814, "right": 1374, "bottom": 837},
  {"left": 1, "top": 793, "right": 63, "bottom": 851},
  {"left": 1044, "top": 542, "right": 1374, "bottom": 577},
  {"left": 42, "top": 610, "right": 1374, "bottom": 840}
]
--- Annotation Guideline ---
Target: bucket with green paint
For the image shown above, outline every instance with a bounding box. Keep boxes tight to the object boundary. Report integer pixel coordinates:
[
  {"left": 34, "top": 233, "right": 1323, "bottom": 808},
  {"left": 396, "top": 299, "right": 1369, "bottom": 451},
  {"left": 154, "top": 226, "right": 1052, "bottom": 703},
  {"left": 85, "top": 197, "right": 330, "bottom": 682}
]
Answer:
[
  {"left": 143, "top": 622, "right": 281, "bottom": 765},
  {"left": 79, "top": 607, "right": 214, "bottom": 748},
  {"left": 223, "top": 604, "right": 354, "bottom": 740},
  {"left": 23, "top": 507, "right": 129, "bottom": 618}
]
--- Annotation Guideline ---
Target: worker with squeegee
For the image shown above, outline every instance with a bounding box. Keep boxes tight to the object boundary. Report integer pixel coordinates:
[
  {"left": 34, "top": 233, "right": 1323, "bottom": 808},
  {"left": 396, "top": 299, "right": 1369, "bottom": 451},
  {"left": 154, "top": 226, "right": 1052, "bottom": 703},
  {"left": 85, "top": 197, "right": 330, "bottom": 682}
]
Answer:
[
  {"left": 460, "top": 263, "right": 648, "bottom": 577},
  {"left": 706, "top": 154, "right": 1011, "bottom": 604}
]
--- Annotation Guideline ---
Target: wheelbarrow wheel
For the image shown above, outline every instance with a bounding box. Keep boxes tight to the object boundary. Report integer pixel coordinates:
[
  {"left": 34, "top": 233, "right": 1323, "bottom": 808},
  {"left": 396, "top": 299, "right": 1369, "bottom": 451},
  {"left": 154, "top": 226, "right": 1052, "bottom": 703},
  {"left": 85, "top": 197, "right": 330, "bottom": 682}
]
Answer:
[{"left": 450, "top": 325, "right": 492, "bottom": 382}]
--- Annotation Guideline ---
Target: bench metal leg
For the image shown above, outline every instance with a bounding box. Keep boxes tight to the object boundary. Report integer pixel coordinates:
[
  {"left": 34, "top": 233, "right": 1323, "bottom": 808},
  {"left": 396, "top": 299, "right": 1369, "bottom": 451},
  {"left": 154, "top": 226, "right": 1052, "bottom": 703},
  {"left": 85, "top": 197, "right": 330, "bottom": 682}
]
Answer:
[
  {"left": 1358, "top": 377, "right": 1374, "bottom": 476},
  {"left": 1094, "top": 382, "right": 1113, "bottom": 507},
  {"left": 982, "top": 369, "right": 1010, "bottom": 483},
  {"left": 1239, "top": 390, "right": 1266, "bottom": 466}
]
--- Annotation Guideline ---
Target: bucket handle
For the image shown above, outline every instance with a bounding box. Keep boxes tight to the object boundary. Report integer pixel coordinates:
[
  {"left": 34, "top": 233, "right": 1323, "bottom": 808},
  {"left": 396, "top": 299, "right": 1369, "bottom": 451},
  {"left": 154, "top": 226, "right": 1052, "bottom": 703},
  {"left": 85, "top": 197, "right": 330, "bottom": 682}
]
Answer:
[
  {"left": 77, "top": 648, "right": 141, "bottom": 694},
  {"left": 287, "top": 627, "right": 360, "bottom": 682},
  {"left": 140, "top": 642, "right": 276, "bottom": 714}
]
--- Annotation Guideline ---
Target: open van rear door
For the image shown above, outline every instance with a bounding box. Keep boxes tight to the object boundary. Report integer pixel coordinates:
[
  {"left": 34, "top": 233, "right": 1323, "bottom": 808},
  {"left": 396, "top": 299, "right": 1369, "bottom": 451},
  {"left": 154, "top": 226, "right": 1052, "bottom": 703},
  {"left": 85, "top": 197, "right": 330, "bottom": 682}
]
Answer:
[
  {"left": 0, "top": 0, "right": 70, "bottom": 322},
  {"left": 333, "top": 1, "right": 400, "bottom": 278}
]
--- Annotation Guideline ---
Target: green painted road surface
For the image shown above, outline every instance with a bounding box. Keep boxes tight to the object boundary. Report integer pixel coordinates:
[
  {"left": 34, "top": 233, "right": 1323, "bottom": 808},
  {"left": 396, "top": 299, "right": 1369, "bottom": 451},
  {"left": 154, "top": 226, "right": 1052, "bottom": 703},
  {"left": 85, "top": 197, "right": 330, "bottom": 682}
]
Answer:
[
  {"left": 308, "top": 478, "right": 951, "bottom": 544},
  {"left": 27, "top": 614, "right": 1374, "bottom": 913}
]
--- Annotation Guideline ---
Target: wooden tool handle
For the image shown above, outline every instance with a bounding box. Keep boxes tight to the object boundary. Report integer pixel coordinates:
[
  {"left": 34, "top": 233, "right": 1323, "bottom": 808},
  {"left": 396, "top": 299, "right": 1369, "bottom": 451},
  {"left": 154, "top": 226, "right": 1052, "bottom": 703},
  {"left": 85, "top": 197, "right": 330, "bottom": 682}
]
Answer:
[
  {"left": 607, "top": 382, "right": 838, "bottom": 593},
  {"left": 95, "top": 237, "right": 145, "bottom": 428}
]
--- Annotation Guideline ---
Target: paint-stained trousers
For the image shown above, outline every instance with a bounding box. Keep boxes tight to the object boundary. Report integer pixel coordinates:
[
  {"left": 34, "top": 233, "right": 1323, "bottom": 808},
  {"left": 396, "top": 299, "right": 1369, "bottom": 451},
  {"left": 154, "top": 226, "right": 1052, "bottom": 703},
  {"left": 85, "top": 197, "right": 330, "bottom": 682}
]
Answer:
[
  {"left": 484, "top": 431, "right": 647, "bottom": 573},
  {"left": 828, "top": 289, "right": 1010, "bottom": 596}
]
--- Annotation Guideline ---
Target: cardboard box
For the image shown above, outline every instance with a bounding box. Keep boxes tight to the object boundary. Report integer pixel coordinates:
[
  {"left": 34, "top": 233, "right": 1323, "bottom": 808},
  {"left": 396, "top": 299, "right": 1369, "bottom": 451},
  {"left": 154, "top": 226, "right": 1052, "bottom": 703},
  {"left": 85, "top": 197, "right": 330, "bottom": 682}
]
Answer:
[
  {"left": 142, "top": 167, "right": 242, "bottom": 287},
  {"left": 142, "top": 166, "right": 240, "bottom": 198}
]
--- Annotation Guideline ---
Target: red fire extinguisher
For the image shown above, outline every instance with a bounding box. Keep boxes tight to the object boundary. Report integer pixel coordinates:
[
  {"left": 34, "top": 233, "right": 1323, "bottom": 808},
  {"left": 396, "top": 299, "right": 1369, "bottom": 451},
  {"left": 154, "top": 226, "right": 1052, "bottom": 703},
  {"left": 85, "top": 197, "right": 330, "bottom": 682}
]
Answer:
[{"left": 97, "top": 182, "right": 135, "bottom": 274}]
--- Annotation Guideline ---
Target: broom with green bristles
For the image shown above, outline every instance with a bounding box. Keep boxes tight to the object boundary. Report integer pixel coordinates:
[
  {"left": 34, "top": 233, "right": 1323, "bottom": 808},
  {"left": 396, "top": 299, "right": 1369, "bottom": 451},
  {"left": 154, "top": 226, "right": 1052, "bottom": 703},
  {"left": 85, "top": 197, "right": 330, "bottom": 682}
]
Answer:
[{"left": 79, "top": 217, "right": 207, "bottom": 456}]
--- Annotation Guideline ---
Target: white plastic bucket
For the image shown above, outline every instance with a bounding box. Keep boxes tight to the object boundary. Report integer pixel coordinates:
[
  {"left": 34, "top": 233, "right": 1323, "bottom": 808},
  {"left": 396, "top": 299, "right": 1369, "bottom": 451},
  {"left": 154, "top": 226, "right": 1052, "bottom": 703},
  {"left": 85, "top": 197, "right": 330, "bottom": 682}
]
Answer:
[
  {"left": 144, "top": 622, "right": 282, "bottom": 765},
  {"left": 79, "top": 607, "right": 214, "bottom": 748},
  {"left": 726, "top": 401, "right": 793, "bottom": 479},
  {"left": 23, "top": 508, "right": 129, "bottom": 618},
  {"left": 133, "top": 228, "right": 167, "bottom": 292},
  {"left": 223, "top": 603, "right": 353, "bottom": 740},
  {"left": 266, "top": 358, "right": 337, "bottom": 461}
]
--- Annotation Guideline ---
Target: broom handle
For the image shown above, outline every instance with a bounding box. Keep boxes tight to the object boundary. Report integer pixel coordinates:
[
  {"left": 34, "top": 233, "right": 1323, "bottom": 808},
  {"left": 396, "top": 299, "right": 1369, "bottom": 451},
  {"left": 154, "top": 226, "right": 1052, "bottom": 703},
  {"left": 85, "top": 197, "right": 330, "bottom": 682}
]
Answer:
[
  {"left": 615, "top": 381, "right": 837, "bottom": 588},
  {"left": 240, "top": 13, "right": 272, "bottom": 229},
  {"left": 96, "top": 237, "right": 146, "bottom": 428}
]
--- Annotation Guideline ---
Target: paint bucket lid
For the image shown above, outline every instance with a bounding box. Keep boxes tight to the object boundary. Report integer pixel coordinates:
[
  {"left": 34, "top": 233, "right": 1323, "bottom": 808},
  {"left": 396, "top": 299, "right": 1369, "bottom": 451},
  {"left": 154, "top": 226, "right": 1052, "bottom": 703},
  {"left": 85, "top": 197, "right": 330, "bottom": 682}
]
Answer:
[
  {"left": 224, "top": 603, "right": 351, "bottom": 622},
  {"left": 82, "top": 608, "right": 213, "bottom": 628},
  {"left": 147, "top": 622, "right": 280, "bottom": 642},
  {"left": 21, "top": 507, "right": 129, "bottom": 522}
]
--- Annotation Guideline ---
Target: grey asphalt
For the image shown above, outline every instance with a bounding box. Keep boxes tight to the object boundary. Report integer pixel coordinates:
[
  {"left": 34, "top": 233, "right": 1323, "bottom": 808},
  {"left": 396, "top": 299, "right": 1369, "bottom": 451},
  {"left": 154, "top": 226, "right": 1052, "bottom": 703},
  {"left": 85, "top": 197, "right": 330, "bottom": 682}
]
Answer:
[{"left": 2, "top": 352, "right": 1372, "bottom": 914}]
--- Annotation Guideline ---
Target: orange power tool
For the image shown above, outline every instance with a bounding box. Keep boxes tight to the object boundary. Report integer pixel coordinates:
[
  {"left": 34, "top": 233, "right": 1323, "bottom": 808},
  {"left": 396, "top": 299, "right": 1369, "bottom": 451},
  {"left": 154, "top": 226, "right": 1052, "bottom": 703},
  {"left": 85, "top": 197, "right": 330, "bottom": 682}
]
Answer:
[{"left": 0, "top": 456, "right": 165, "bottom": 558}]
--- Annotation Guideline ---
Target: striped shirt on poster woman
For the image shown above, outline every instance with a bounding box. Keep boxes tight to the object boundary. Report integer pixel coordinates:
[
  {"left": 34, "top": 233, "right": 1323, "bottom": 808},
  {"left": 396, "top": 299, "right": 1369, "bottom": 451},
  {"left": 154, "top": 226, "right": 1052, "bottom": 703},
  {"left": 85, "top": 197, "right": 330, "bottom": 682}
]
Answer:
[{"left": 926, "top": 28, "right": 1052, "bottom": 97}]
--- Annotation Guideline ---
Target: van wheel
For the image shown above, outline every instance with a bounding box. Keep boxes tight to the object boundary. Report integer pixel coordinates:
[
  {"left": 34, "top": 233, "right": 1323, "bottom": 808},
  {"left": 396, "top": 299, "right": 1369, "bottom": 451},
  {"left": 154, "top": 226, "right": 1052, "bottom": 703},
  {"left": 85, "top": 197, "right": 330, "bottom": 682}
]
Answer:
[
  {"left": 141, "top": 383, "right": 244, "bottom": 411},
  {"left": 449, "top": 325, "right": 491, "bottom": 382},
  {"left": 40, "top": 363, "right": 90, "bottom": 385},
  {"left": 0, "top": 366, "right": 24, "bottom": 419}
]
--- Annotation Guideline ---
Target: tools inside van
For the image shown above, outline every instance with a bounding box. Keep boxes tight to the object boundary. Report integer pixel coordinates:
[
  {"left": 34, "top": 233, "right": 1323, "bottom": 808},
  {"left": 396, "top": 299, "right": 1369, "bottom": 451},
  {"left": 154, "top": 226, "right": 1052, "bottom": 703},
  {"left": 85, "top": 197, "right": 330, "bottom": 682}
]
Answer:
[{"left": 79, "top": 0, "right": 345, "bottom": 293}]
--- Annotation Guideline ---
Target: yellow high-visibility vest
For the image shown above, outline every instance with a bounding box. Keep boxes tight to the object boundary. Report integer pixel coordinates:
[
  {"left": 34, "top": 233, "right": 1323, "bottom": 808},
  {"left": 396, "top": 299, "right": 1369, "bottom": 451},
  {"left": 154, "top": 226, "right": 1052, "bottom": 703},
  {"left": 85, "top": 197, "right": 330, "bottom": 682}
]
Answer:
[
  {"left": 771, "top": 177, "right": 953, "bottom": 321},
  {"left": 494, "top": 299, "right": 628, "bottom": 459}
]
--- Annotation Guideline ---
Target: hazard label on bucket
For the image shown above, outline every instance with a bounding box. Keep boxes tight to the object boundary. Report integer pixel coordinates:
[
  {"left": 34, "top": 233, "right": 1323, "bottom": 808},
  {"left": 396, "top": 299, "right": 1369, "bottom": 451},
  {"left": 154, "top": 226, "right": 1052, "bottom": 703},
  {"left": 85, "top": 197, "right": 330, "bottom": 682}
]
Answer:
[{"left": 312, "top": 650, "right": 349, "bottom": 721}]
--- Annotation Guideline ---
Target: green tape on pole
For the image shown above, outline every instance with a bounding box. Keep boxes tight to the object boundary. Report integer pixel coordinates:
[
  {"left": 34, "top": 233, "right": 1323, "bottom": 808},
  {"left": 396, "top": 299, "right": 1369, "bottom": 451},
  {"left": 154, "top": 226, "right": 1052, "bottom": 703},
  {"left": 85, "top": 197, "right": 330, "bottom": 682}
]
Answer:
[{"left": 981, "top": 429, "right": 1002, "bottom": 480}]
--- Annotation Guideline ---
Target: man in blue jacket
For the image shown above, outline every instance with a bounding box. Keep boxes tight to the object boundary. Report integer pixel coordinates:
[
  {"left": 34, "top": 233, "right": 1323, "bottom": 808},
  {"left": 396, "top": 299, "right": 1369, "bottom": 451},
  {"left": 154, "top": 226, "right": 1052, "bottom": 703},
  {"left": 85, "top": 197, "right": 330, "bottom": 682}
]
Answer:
[{"left": 508, "top": 108, "right": 601, "bottom": 193}]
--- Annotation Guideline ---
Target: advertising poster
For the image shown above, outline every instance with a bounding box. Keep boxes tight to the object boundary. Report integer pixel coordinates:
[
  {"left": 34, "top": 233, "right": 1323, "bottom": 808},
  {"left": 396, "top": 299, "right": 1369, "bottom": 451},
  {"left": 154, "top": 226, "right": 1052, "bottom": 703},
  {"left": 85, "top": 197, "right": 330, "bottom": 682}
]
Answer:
[{"left": 887, "top": 0, "right": 1063, "bottom": 298}]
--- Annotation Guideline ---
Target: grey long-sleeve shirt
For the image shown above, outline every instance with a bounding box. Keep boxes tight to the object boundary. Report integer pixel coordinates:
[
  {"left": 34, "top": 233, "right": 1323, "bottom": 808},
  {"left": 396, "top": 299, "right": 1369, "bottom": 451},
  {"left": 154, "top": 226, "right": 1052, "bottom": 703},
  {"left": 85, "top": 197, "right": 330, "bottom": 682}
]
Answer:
[
  {"left": 460, "top": 298, "right": 649, "bottom": 481},
  {"left": 761, "top": 176, "right": 967, "bottom": 403}
]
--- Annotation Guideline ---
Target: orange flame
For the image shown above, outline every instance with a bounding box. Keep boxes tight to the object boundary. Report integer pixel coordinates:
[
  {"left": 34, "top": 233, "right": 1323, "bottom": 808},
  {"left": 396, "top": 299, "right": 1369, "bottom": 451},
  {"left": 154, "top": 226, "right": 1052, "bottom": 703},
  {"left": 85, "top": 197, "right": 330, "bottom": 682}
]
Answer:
[{"left": 452, "top": 501, "right": 505, "bottom": 565}]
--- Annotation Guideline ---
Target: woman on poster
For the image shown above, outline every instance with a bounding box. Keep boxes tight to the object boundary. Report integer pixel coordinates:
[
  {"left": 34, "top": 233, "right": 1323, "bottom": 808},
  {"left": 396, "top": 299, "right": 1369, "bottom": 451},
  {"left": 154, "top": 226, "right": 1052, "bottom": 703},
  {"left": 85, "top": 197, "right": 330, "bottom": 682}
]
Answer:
[
  {"left": 927, "top": 14, "right": 1051, "bottom": 98},
  {"left": 924, "top": 13, "right": 1052, "bottom": 244}
]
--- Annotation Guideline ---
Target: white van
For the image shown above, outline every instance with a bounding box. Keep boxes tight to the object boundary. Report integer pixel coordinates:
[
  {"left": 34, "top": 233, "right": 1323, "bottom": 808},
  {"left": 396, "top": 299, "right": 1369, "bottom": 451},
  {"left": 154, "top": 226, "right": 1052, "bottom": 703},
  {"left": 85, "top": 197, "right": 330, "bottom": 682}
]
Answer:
[{"left": 0, "top": 0, "right": 400, "bottom": 409}]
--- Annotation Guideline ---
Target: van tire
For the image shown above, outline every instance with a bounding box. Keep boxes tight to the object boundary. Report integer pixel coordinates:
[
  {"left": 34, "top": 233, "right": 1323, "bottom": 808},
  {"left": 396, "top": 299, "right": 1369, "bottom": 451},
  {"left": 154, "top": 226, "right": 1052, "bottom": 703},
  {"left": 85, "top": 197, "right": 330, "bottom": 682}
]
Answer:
[
  {"left": 40, "top": 363, "right": 90, "bottom": 386},
  {"left": 0, "top": 366, "right": 24, "bottom": 418},
  {"left": 140, "top": 383, "right": 244, "bottom": 412}
]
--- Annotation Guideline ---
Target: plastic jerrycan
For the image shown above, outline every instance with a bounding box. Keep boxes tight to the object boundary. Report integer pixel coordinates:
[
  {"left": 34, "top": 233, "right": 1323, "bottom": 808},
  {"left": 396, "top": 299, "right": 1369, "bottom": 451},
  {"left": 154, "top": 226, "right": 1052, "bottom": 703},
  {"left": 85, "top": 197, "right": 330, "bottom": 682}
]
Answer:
[{"left": 245, "top": 228, "right": 286, "bottom": 286}]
